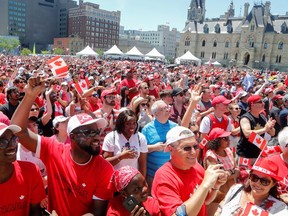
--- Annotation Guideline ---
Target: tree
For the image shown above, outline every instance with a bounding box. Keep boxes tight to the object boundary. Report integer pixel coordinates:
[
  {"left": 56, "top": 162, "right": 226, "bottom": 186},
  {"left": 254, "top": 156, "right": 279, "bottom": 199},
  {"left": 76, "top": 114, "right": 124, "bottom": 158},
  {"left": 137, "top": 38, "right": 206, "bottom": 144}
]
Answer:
[
  {"left": 95, "top": 48, "right": 103, "bottom": 56},
  {"left": 0, "top": 37, "right": 20, "bottom": 53},
  {"left": 53, "top": 48, "right": 64, "bottom": 55},
  {"left": 41, "top": 50, "right": 51, "bottom": 55},
  {"left": 21, "top": 48, "right": 32, "bottom": 56}
]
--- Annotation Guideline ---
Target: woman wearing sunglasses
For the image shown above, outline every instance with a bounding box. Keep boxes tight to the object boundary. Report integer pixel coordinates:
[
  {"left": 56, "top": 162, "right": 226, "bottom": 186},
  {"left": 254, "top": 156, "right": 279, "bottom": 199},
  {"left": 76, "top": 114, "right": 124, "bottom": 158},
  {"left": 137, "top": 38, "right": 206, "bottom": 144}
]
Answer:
[
  {"left": 228, "top": 103, "right": 241, "bottom": 153},
  {"left": 217, "top": 157, "right": 288, "bottom": 215},
  {"left": 204, "top": 127, "right": 240, "bottom": 215}
]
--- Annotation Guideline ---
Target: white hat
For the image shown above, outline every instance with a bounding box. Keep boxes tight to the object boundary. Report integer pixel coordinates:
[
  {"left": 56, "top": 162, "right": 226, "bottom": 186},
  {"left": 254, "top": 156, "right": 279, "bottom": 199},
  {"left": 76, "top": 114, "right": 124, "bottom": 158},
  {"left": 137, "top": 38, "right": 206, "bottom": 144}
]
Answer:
[
  {"left": 278, "top": 127, "right": 288, "bottom": 152},
  {"left": 88, "top": 76, "right": 94, "bottom": 80},
  {"left": 0, "top": 123, "right": 21, "bottom": 136},
  {"left": 52, "top": 116, "right": 69, "bottom": 128},
  {"left": 61, "top": 81, "right": 68, "bottom": 86},
  {"left": 164, "top": 126, "right": 195, "bottom": 152},
  {"left": 67, "top": 113, "right": 107, "bottom": 134}
]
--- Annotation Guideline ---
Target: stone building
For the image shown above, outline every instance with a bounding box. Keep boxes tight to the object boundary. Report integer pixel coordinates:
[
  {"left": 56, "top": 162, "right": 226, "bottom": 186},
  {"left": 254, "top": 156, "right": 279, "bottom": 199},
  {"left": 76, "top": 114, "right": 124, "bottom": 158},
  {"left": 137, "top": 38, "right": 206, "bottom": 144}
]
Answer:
[{"left": 179, "top": 1, "right": 288, "bottom": 71}]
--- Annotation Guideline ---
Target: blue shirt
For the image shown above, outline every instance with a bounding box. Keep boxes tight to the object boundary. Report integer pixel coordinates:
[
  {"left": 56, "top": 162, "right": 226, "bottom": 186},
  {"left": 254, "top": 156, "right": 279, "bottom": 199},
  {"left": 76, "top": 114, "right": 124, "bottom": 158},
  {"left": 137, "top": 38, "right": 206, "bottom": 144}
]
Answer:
[{"left": 142, "top": 119, "right": 177, "bottom": 177}]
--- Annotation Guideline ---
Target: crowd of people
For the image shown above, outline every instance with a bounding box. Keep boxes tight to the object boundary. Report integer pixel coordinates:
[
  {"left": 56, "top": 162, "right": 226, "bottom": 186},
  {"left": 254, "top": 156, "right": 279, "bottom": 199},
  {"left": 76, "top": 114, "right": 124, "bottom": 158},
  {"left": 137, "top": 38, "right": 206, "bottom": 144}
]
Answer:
[{"left": 0, "top": 54, "right": 288, "bottom": 216}]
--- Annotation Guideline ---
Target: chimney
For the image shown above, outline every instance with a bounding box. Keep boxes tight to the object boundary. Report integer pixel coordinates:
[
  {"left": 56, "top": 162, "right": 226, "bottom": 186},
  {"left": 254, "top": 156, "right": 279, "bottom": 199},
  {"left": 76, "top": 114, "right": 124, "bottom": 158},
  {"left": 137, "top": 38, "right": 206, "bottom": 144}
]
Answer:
[
  {"left": 244, "top": 2, "right": 249, "bottom": 18},
  {"left": 265, "top": 1, "right": 271, "bottom": 17}
]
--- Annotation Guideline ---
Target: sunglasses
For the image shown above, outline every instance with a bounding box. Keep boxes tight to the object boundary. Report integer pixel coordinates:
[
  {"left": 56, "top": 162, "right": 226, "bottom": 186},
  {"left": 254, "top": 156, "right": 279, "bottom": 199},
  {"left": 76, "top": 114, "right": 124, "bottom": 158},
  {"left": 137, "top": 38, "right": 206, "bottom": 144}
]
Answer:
[
  {"left": 143, "top": 87, "right": 148, "bottom": 89},
  {"left": 141, "top": 103, "right": 147, "bottom": 106},
  {"left": 125, "top": 142, "right": 130, "bottom": 148},
  {"left": 0, "top": 136, "right": 19, "bottom": 149},
  {"left": 106, "top": 95, "right": 116, "bottom": 100},
  {"left": 30, "top": 108, "right": 39, "bottom": 111},
  {"left": 233, "top": 108, "right": 240, "bottom": 110},
  {"left": 249, "top": 173, "right": 272, "bottom": 186},
  {"left": 92, "top": 93, "right": 98, "bottom": 97},
  {"left": 179, "top": 145, "right": 199, "bottom": 152},
  {"left": 71, "top": 129, "right": 101, "bottom": 137},
  {"left": 177, "top": 93, "right": 184, "bottom": 97}
]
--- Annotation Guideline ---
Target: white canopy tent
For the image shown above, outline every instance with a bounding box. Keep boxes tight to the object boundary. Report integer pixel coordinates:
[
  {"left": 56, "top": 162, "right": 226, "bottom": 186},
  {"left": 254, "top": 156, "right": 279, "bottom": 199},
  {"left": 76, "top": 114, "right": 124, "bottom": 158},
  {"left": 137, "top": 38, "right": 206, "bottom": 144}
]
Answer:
[
  {"left": 76, "top": 46, "right": 99, "bottom": 57},
  {"left": 125, "top": 46, "right": 144, "bottom": 60},
  {"left": 175, "top": 51, "right": 201, "bottom": 65},
  {"left": 145, "top": 48, "right": 165, "bottom": 60},
  {"left": 103, "top": 45, "right": 123, "bottom": 59},
  {"left": 204, "top": 60, "right": 222, "bottom": 66}
]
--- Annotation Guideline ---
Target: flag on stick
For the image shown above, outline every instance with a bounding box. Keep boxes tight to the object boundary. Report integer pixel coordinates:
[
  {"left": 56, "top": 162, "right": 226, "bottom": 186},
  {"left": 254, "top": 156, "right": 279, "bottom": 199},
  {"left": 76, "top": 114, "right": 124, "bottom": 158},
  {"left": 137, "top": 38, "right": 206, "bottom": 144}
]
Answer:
[
  {"left": 248, "top": 132, "right": 267, "bottom": 150},
  {"left": 47, "top": 56, "right": 68, "bottom": 78}
]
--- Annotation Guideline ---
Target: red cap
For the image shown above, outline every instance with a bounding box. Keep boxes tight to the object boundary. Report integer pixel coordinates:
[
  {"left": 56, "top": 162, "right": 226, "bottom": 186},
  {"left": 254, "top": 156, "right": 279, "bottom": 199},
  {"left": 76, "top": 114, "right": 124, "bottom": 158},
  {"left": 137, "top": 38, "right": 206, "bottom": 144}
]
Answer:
[
  {"left": 252, "top": 157, "right": 282, "bottom": 181},
  {"left": 208, "top": 128, "right": 231, "bottom": 140},
  {"left": 247, "top": 95, "right": 262, "bottom": 105},
  {"left": 101, "top": 88, "right": 117, "bottom": 98},
  {"left": 272, "top": 94, "right": 283, "bottom": 100},
  {"left": 211, "top": 96, "right": 231, "bottom": 106}
]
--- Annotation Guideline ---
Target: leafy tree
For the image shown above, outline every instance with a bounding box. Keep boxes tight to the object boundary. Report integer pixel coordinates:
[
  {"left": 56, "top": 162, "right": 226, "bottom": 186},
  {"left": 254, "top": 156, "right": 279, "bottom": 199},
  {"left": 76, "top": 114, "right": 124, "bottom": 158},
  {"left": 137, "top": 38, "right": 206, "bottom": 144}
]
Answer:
[
  {"left": 41, "top": 50, "right": 51, "bottom": 55},
  {"left": 95, "top": 48, "right": 103, "bottom": 56},
  {"left": 0, "top": 37, "right": 20, "bottom": 53},
  {"left": 21, "top": 48, "right": 32, "bottom": 56},
  {"left": 53, "top": 48, "right": 64, "bottom": 55}
]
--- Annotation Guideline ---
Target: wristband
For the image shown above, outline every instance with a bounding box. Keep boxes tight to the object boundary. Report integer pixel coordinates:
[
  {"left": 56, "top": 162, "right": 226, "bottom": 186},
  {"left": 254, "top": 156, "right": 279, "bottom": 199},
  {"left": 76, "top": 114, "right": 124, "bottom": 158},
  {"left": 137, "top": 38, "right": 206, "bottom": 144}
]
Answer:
[{"left": 176, "top": 204, "right": 187, "bottom": 216}]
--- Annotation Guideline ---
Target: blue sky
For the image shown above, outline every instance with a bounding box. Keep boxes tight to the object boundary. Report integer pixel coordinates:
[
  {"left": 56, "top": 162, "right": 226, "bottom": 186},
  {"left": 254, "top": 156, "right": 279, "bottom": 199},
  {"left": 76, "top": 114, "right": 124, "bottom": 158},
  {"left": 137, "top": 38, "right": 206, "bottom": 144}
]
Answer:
[{"left": 89, "top": 0, "right": 287, "bottom": 31}]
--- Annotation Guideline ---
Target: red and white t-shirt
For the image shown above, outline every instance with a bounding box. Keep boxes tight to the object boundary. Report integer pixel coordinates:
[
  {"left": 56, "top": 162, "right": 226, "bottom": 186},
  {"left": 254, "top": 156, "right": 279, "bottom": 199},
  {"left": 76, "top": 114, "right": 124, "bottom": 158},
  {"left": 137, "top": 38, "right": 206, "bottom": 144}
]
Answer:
[
  {"left": 152, "top": 161, "right": 206, "bottom": 216},
  {"left": 36, "top": 136, "right": 115, "bottom": 215},
  {"left": 0, "top": 161, "right": 46, "bottom": 216}
]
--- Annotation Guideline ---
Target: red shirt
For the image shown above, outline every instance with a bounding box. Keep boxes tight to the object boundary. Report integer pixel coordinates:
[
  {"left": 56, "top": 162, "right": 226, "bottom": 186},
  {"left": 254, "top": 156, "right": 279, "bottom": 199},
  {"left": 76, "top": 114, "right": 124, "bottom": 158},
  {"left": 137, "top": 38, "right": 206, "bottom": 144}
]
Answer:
[
  {"left": 0, "top": 161, "right": 46, "bottom": 216},
  {"left": 270, "top": 154, "right": 288, "bottom": 194},
  {"left": 120, "top": 79, "right": 138, "bottom": 100},
  {"left": 39, "top": 136, "right": 114, "bottom": 215}
]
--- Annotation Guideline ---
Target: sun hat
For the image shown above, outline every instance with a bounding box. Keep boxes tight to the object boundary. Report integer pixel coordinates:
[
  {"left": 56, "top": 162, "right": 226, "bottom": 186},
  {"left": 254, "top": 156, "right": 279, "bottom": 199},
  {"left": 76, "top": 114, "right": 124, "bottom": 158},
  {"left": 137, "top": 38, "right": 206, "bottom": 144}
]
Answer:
[
  {"left": 67, "top": 113, "right": 107, "bottom": 134},
  {"left": 131, "top": 97, "right": 148, "bottom": 113},
  {"left": 252, "top": 157, "right": 282, "bottom": 181}
]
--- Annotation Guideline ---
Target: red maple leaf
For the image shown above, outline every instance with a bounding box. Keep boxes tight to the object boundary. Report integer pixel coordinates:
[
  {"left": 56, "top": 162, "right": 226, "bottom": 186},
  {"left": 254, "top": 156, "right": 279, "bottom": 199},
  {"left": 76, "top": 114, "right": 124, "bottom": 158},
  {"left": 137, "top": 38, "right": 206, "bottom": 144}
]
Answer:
[
  {"left": 252, "top": 209, "right": 259, "bottom": 215},
  {"left": 265, "top": 199, "right": 275, "bottom": 209},
  {"left": 54, "top": 60, "right": 62, "bottom": 66},
  {"left": 81, "top": 82, "right": 86, "bottom": 88},
  {"left": 256, "top": 138, "right": 261, "bottom": 144}
]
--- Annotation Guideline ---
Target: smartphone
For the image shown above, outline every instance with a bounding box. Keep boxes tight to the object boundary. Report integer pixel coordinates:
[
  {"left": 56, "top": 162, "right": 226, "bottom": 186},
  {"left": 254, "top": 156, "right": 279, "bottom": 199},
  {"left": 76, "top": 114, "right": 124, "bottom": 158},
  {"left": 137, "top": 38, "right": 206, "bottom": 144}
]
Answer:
[
  {"left": 42, "top": 208, "right": 51, "bottom": 216},
  {"left": 123, "top": 195, "right": 151, "bottom": 216}
]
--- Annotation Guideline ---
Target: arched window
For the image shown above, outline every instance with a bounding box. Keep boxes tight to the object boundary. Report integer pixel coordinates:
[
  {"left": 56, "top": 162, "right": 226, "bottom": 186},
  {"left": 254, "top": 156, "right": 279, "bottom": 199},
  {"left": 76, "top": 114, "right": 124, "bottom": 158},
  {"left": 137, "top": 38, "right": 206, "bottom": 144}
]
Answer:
[
  {"left": 281, "top": 22, "right": 287, "bottom": 33},
  {"left": 235, "top": 53, "right": 238, "bottom": 60},
  {"left": 185, "top": 37, "right": 190, "bottom": 46},
  {"left": 262, "top": 54, "right": 265, "bottom": 62},
  {"left": 213, "top": 40, "right": 217, "bottom": 47},
  {"left": 264, "top": 42, "right": 268, "bottom": 49},
  {"left": 276, "top": 55, "right": 279, "bottom": 63},
  {"left": 203, "top": 24, "right": 209, "bottom": 33},
  {"left": 278, "top": 41, "right": 283, "bottom": 50},
  {"left": 200, "top": 51, "right": 205, "bottom": 58},
  {"left": 225, "top": 40, "right": 230, "bottom": 48},
  {"left": 215, "top": 24, "right": 221, "bottom": 33},
  {"left": 249, "top": 37, "right": 254, "bottom": 48},
  {"left": 227, "top": 23, "right": 233, "bottom": 33},
  {"left": 236, "top": 41, "right": 240, "bottom": 48},
  {"left": 202, "top": 40, "right": 206, "bottom": 47}
]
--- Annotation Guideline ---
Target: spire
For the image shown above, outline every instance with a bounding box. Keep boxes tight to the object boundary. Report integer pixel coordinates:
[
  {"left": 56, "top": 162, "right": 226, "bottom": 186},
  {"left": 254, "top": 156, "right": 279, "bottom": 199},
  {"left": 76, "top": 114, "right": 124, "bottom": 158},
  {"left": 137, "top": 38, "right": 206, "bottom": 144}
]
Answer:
[{"left": 186, "top": 0, "right": 205, "bottom": 25}]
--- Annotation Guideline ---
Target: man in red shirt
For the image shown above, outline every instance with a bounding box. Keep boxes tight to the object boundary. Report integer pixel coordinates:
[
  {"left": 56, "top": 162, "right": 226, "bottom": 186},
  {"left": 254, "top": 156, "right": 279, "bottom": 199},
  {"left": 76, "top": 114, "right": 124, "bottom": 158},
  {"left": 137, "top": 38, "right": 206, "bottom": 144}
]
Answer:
[
  {"left": 11, "top": 77, "right": 114, "bottom": 216},
  {"left": 120, "top": 69, "right": 138, "bottom": 100}
]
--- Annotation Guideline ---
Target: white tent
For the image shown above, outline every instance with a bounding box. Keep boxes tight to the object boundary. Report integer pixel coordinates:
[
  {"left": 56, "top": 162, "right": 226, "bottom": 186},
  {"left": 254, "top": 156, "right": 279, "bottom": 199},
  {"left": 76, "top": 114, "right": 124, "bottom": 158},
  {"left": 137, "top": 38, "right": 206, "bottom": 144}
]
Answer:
[
  {"left": 125, "top": 46, "right": 144, "bottom": 60},
  {"left": 76, "top": 46, "right": 98, "bottom": 57},
  {"left": 175, "top": 51, "right": 201, "bottom": 65},
  {"left": 103, "top": 45, "right": 123, "bottom": 59},
  {"left": 145, "top": 48, "right": 165, "bottom": 60},
  {"left": 204, "top": 60, "right": 222, "bottom": 66}
]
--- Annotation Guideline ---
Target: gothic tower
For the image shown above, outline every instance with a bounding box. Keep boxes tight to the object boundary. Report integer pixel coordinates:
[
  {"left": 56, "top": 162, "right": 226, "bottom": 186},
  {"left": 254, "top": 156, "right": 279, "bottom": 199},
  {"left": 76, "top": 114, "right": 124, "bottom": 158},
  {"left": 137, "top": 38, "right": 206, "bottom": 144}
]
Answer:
[{"left": 186, "top": 0, "right": 206, "bottom": 25}]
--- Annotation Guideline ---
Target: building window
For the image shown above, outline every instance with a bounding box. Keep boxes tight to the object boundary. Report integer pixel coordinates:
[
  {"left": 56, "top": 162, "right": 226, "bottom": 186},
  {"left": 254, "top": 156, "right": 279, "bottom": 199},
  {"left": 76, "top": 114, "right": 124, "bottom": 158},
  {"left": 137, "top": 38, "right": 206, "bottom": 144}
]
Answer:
[
  {"left": 202, "top": 40, "right": 206, "bottom": 47},
  {"left": 212, "top": 52, "right": 216, "bottom": 59},
  {"left": 185, "top": 37, "right": 190, "bottom": 46},
  {"left": 213, "top": 40, "right": 217, "bottom": 47},
  {"left": 224, "top": 52, "right": 228, "bottom": 59},
  {"left": 276, "top": 55, "right": 282, "bottom": 63},
  {"left": 225, "top": 41, "right": 230, "bottom": 48},
  {"left": 227, "top": 23, "right": 233, "bottom": 33},
  {"left": 215, "top": 24, "right": 220, "bottom": 33},
  {"left": 278, "top": 42, "right": 283, "bottom": 50},
  {"left": 264, "top": 42, "right": 268, "bottom": 49},
  {"left": 281, "top": 22, "right": 287, "bottom": 33},
  {"left": 236, "top": 41, "right": 239, "bottom": 48},
  {"left": 200, "top": 51, "right": 205, "bottom": 58},
  {"left": 262, "top": 54, "right": 265, "bottom": 62},
  {"left": 203, "top": 24, "right": 209, "bottom": 33},
  {"left": 235, "top": 53, "right": 238, "bottom": 60},
  {"left": 250, "top": 24, "right": 255, "bottom": 32},
  {"left": 249, "top": 37, "right": 254, "bottom": 48}
]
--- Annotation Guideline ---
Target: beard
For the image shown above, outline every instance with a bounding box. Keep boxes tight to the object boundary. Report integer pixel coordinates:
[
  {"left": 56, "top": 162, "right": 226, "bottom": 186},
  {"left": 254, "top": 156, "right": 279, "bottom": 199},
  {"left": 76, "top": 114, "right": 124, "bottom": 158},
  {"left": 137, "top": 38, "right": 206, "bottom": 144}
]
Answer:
[{"left": 80, "top": 145, "right": 100, "bottom": 156}]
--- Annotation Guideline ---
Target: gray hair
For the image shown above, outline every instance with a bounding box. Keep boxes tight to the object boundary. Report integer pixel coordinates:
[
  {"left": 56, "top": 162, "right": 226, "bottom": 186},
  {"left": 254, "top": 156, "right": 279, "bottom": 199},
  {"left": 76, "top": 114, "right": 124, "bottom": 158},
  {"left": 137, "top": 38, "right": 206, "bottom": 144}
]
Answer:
[
  {"left": 151, "top": 100, "right": 166, "bottom": 115},
  {"left": 278, "top": 127, "right": 288, "bottom": 152}
]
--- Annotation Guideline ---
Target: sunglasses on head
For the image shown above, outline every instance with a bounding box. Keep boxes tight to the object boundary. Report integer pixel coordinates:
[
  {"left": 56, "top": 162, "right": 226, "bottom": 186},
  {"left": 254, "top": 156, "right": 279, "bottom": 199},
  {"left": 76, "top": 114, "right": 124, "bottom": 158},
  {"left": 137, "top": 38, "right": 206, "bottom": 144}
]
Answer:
[{"left": 249, "top": 173, "right": 272, "bottom": 186}]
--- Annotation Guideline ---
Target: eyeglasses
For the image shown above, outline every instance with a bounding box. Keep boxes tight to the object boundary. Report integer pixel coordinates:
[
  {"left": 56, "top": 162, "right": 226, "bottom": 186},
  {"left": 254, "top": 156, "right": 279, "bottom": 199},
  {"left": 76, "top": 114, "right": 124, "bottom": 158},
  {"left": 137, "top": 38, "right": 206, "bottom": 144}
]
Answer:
[
  {"left": 106, "top": 95, "right": 116, "bottom": 100},
  {"left": 30, "top": 108, "right": 39, "bottom": 111},
  {"left": 233, "top": 108, "right": 240, "bottom": 110},
  {"left": 0, "top": 136, "right": 19, "bottom": 149},
  {"left": 249, "top": 173, "right": 272, "bottom": 186},
  {"left": 125, "top": 142, "right": 130, "bottom": 148},
  {"left": 71, "top": 129, "right": 101, "bottom": 137},
  {"left": 19, "top": 81, "right": 25, "bottom": 83},
  {"left": 141, "top": 103, "right": 147, "bottom": 106},
  {"left": 176, "top": 144, "right": 199, "bottom": 152},
  {"left": 221, "top": 137, "right": 230, "bottom": 141}
]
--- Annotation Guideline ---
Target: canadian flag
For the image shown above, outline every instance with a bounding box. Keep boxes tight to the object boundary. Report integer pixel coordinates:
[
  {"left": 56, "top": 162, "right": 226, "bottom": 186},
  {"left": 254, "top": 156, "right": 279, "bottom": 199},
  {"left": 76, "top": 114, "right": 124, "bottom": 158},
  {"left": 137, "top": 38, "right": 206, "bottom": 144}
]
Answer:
[
  {"left": 199, "top": 136, "right": 209, "bottom": 149},
  {"left": 72, "top": 78, "right": 90, "bottom": 95},
  {"left": 248, "top": 132, "right": 267, "bottom": 150},
  {"left": 241, "top": 202, "right": 268, "bottom": 216},
  {"left": 196, "top": 104, "right": 201, "bottom": 110},
  {"left": 261, "top": 145, "right": 282, "bottom": 157},
  {"left": 47, "top": 56, "right": 68, "bottom": 78},
  {"left": 238, "top": 157, "right": 252, "bottom": 168}
]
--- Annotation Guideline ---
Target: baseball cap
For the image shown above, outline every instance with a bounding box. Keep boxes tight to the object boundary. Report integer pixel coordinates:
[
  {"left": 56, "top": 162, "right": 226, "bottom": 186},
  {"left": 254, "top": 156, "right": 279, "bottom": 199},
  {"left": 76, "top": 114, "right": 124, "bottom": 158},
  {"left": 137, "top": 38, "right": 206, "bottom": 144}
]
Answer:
[
  {"left": 67, "top": 113, "right": 107, "bottom": 134},
  {"left": 271, "top": 94, "right": 283, "bottom": 100},
  {"left": 211, "top": 95, "right": 231, "bottom": 106},
  {"left": 208, "top": 128, "right": 231, "bottom": 140},
  {"left": 171, "top": 87, "right": 186, "bottom": 97},
  {"left": 101, "top": 88, "right": 117, "bottom": 98},
  {"left": 252, "top": 157, "right": 282, "bottom": 181},
  {"left": 247, "top": 95, "right": 262, "bottom": 105},
  {"left": 53, "top": 115, "right": 69, "bottom": 128},
  {"left": 0, "top": 123, "right": 21, "bottom": 136},
  {"left": 61, "top": 81, "right": 68, "bottom": 86},
  {"left": 164, "top": 126, "right": 195, "bottom": 152},
  {"left": 264, "top": 88, "right": 273, "bottom": 95},
  {"left": 88, "top": 76, "right": 94, "bottom": 81},
  {"left": 238, "top": 91, "right": 248, "bottom": 99}
]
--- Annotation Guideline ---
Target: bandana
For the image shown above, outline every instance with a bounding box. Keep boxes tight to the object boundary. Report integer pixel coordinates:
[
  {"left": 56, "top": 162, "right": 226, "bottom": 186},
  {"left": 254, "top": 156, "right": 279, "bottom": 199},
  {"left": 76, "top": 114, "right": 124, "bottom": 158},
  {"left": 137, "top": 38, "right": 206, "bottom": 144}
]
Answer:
[{"left": 111, "top": 166, "right": 140, "bottom": 192}]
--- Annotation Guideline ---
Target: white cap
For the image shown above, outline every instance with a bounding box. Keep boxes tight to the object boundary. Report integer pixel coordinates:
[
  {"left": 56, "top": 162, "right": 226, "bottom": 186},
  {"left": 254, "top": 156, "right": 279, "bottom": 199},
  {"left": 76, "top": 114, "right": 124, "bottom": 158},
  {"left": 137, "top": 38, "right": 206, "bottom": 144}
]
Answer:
[
  {"left": 0, "top": 123, "right": 21, "bottom": 136},
  {"left": 278, "top": 127, "right": 288, "bottom": 152},
  {"left": 67, "top": 113, "right": 107, "bottom": 134},
  {"left": 52, "top": 116, "right": 69, "bottom": 128},
  {"left": 164, "top": 126, "right": 195, "bottom": 152},
  {"left": 88, "top": 76, "right": 94, "bottom": 80}
]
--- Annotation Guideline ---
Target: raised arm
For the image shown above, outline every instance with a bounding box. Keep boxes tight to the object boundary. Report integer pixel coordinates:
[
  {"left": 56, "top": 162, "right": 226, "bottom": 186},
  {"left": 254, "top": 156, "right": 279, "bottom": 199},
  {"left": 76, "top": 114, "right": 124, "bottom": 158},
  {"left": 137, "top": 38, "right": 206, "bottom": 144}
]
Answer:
[{"left": 11, "top": 77, "right": 46, "bottom": 153}]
